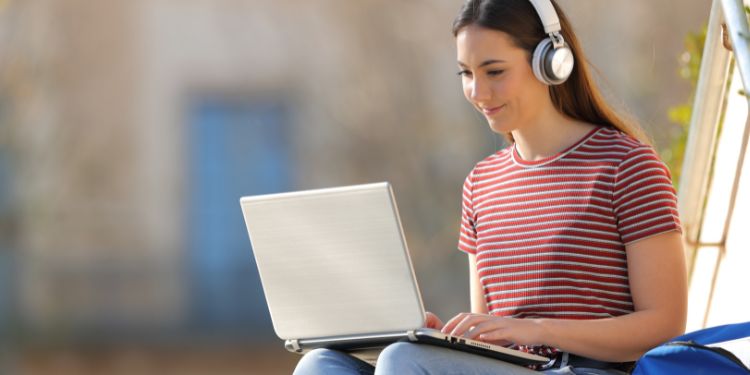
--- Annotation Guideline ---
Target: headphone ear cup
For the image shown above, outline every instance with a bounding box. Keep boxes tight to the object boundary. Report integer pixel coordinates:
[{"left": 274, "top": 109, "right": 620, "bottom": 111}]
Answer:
[
  {"left": 544, "top": 46, "right": 574, "bottom": 85},
  {"left": 532, "top": 37, "right": 574, "bottom": 85},
  {"left": 532, "top": 38, "right": 554, "bottom": 85}
]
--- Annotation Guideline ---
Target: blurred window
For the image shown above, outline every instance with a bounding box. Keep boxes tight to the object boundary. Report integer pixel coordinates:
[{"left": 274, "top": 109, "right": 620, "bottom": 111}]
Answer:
[{"left": 186, "top": 96, "right": 293, "bottom": 339}]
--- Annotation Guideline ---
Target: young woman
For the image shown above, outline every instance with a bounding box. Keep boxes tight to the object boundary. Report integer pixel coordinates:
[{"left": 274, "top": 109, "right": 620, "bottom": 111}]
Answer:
[{"left": 294, "top": 0, "right": 687, "bottom": 374}]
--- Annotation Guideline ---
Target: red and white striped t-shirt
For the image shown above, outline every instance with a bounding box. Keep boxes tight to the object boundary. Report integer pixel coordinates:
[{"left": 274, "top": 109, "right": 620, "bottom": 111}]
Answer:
[{"left": 458, "top": 126, "right": 682, "bottom": 319}]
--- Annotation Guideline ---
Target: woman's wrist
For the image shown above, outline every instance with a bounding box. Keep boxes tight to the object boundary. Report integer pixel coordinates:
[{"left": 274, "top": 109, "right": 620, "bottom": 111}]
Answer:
[{"left": 532, "top": 318, "right": 557, "bottom": 348}]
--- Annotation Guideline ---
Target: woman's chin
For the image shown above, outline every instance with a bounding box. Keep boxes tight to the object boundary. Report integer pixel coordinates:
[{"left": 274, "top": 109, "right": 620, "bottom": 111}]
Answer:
[{"left": 487, "top": 119, "right": 512, "bottom": 134}]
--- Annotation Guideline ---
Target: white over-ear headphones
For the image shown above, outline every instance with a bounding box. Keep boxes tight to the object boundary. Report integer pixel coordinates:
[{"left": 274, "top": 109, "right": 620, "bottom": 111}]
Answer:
[{"left": 528, "top": 0, "right": 574, "bottom": 85}]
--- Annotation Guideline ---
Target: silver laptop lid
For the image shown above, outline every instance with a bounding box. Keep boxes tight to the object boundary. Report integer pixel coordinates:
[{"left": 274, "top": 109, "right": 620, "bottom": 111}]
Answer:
[{"left": 240, "top": 182, "right": 425, "bottom": 340}]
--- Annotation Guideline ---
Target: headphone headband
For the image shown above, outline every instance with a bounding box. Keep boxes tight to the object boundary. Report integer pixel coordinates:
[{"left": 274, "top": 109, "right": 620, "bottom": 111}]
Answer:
[
  {"left": 527, "top": 0, "right": 561, "bottom": 35},
  {"left": 528, "top": 0, "right": 574, "bottom": 85}
]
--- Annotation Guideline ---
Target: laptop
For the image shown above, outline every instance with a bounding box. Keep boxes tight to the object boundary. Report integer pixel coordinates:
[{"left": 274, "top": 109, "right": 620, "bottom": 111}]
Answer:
[{"left": 239, "top": 182, "right": 549, "bottom": 367}]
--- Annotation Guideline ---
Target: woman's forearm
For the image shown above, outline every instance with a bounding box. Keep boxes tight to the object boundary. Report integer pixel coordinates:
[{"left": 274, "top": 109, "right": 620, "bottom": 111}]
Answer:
[
  {"left": 538, "top": 232, "right": 688, "bottom": 362},
  {"left": 539, "top": 308, "right": 685, "bottom": 362}
]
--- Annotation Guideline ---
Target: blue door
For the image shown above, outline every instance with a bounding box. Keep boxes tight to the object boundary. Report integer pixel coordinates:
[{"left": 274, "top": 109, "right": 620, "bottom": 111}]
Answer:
[{"left": 187, "top": 98, "right": 293, "bottom": 339}]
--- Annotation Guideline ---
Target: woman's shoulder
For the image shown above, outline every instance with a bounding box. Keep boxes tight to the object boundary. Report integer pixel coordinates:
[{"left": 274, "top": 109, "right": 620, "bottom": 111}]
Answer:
[
  {"left": 592, "top": 126, "right": 659, "bottom": 160},
  {"left": 468, "top": 145, "right": 514, "bottom": 173},
  {"left": 461, "top": 146, "right": 513, "bottom": 188},
  {"left": 591, "top": 126, "right": 673, "bottom": 182},
  {"left": 593, "top": 126, "right": 645, "bottom": 147}
]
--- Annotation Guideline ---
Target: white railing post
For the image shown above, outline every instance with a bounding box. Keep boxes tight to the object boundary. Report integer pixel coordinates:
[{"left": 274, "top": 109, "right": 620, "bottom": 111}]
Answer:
[{"left": 677, "top": 0, "right": 731, "bottom": 274}]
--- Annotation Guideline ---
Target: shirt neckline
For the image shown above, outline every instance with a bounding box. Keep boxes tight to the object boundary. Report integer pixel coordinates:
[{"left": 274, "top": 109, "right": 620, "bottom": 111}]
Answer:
[{"left": 511, "top": 126, "right": 602, "bottom": 168}]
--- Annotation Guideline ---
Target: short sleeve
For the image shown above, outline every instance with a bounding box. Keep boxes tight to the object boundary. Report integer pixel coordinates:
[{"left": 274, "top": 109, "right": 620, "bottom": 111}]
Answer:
[
  {"left": 458, "top": 170, "right": 478, "bottom": 254},
  {"left": 613, "top": 147, "right": 682, "bottom": 245}
]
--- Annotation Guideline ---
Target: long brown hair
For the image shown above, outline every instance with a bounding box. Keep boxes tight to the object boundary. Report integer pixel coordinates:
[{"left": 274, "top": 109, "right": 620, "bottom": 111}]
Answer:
[{"left": 452, "top": 0, "right": 649, "bottom": 145}]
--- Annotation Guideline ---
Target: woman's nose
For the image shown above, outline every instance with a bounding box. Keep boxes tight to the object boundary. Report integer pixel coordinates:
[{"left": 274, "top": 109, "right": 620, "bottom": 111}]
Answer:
[{"left": 469, "top": 78, "right": 490, "bottom": 102}]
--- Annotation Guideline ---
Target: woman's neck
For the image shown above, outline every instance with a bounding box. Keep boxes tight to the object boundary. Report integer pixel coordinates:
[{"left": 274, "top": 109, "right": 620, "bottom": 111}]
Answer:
[{"left": 511, "top": 110, "right": 597, "bottom": 162}]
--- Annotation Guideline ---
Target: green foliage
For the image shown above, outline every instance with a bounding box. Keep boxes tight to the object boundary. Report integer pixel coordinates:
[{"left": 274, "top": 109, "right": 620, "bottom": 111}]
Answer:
[
  {"left": 668, "top": 104, "right": 693, "bottom": 126},
  {"left": 663, "top": 25, "right": 707, "bottom": 191}
]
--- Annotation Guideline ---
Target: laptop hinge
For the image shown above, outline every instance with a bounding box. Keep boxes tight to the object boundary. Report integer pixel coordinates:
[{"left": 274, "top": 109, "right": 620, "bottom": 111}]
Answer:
[
  {"left": 290, "top": 339, "right": 302, "bottom": 352},
  {"left": 407, "top": 330, "right": 418, "bottom": 341}
]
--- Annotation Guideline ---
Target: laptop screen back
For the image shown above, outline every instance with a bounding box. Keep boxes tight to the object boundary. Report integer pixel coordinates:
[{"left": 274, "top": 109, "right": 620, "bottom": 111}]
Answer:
[{"left": 240, "top": 183, "right": 425, "bottom": 340}]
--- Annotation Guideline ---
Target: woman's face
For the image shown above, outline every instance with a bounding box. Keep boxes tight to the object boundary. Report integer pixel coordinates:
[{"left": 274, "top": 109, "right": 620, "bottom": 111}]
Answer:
[{"left": 456, "top": 25, "right": 549, "bottom": 134}]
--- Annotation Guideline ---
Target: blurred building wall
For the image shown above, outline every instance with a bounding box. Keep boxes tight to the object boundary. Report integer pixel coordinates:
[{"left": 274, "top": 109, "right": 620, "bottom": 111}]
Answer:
[
  {"left": 0, "top": 0, "right": 711, "bottom": 348},
  {"left": 560, "top": 0, "right": 710, "bottom": 147}
]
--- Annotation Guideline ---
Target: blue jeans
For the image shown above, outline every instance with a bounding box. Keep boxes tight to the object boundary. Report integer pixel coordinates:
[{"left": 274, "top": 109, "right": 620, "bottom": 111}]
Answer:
[{"left": 293, "top": 342, "right": 630, "bottom": 375}]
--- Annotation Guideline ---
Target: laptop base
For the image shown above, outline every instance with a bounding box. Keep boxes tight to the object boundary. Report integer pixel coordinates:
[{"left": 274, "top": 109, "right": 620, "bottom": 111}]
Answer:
[{"left": 285, "top": 328, "right": 550, "bottom": 367}]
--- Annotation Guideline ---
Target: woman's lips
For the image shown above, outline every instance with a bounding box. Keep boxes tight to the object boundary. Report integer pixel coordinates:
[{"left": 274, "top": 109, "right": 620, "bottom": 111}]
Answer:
[{"left": 482, "top": 105, "right": 505, "bottom": 116}]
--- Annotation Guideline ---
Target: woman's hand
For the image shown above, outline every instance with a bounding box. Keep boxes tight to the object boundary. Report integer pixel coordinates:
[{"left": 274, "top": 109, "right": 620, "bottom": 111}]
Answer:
[
  {"left": 424, "top": 311, "right": 444, "bottom": 330},
  {"left": 440, "top": 312, "right": 546, "bottom": 347}
]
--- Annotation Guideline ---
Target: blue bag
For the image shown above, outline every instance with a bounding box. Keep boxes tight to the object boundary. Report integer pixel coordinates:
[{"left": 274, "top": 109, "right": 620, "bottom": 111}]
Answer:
[{"left": 632, "top": 321, "right": 750, "bottom": 374}]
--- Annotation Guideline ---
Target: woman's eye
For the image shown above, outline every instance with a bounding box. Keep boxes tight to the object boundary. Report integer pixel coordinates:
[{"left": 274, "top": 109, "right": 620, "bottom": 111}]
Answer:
[
  {"left": 487, "top": 70, "right": 504, "bottom": 76},
  {"left": 456, "top": 70, "right": 471, "bottom": 77}
]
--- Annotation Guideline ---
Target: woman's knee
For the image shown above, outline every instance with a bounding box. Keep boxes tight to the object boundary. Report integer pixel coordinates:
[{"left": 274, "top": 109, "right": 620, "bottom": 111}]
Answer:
[
  {"left": 294, "top": 348, "right": 342, "bottom": 375},
  {"left": 294, "top": 348, "right": 372, "bottom": 375},
  {"left": 378, "top": 342, "right": 423, "bottom": 361},
  {"left": 376, "top": 342, "right": 539, "bottom": 375},
  {"left": 375, "top": 342, "right": 431, "bottom": 374}
]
